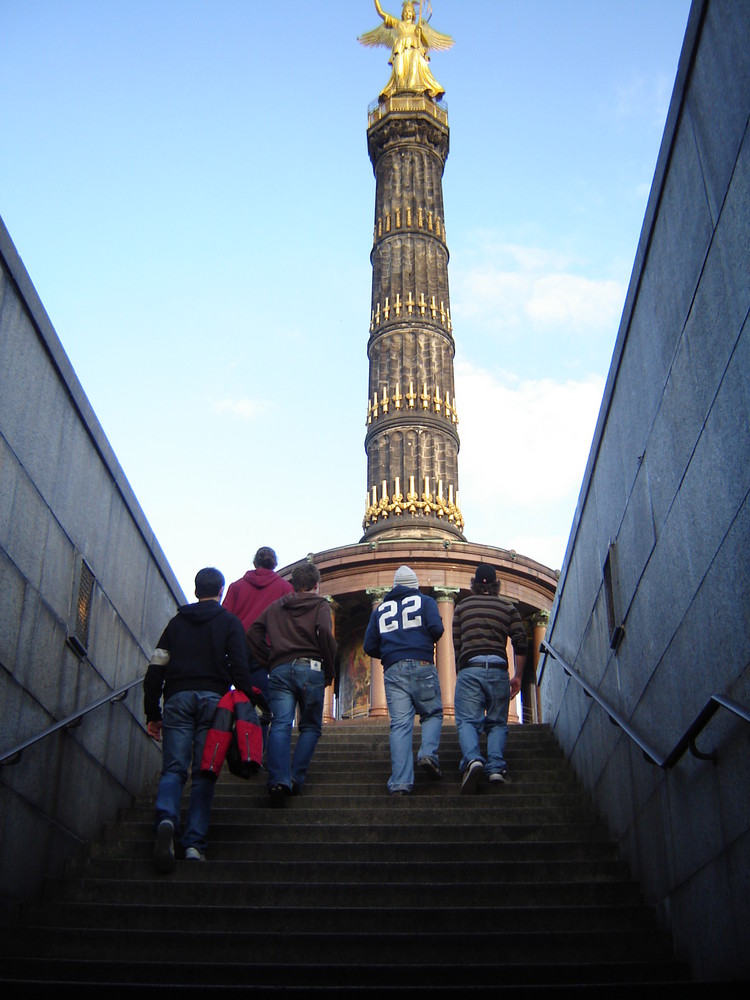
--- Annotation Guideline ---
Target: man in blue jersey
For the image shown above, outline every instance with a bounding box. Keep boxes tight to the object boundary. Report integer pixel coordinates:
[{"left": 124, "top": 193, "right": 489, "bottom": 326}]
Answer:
[{"left": 364, "top": 565, "right": 445, "bottom": 795}]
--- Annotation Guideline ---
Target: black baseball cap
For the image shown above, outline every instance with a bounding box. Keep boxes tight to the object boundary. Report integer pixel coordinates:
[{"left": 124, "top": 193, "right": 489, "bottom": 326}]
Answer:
[{"left": 474, "top": 564, "right": 497, "bottom": 584}]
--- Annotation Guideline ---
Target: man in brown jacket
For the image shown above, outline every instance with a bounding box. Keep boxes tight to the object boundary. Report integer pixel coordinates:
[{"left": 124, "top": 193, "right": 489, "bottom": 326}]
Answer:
[{"left": 247, "top": 562, "right": 337, "bottom": 807}]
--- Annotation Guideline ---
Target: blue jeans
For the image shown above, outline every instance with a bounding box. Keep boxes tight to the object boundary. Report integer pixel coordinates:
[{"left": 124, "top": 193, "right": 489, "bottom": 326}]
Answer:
[
  {"left": 266, "top": 660, "right": 326, "bottom": 791},
  {"left": 154, "top": 689, "right": 220, "bottom": 852},
  {"left": 383, "top": 659, "right": 443, "bottom": 793},
  {"left": 454, "top": 661, "right": 511, "bottom": 774}
]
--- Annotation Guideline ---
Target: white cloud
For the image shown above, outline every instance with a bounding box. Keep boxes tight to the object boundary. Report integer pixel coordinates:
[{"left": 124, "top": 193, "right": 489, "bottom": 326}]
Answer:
[
  {"left": 214, "top": 398, "right": 269, "bottom": 420},
  {"left": 453, "top": 361, "right": 605, "bottom": 569},
  {"left": 526, "top": 273, "right": 623, "bottom": 329},
  {"left": 452, "top": 238, "right": 624, "bottom": 336},
  {"left": 612, "top": 73, "right": 675, "bottom": 129}
]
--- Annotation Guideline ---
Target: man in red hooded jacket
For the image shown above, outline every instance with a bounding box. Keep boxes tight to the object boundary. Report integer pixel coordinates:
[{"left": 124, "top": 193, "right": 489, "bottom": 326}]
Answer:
[
  {"left": 223, "top": 547, "right": 293, "bottom": 629},
  {"left": 223, "top": 547, "right": 293, "bottom": 752}
]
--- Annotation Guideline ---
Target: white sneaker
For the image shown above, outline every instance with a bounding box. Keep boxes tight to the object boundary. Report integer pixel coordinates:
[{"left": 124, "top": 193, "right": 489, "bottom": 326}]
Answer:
[
  {"left": 460, "top": 759, "right": 483, "bottom": 795},
  {"left": 184, "top": 846, "right": 206, "bottom": 861}
]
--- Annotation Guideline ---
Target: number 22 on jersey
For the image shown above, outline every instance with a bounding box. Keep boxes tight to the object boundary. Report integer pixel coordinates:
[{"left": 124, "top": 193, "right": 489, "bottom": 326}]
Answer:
[{"left": 377, "top": 595, "right": 423, "bottom": 633}]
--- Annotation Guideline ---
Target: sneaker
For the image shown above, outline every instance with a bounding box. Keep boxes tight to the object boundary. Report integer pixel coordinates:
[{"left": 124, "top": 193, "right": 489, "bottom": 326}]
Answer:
[
  {"left": 269, "top": 784, "right": 289, "bottom": 808},
  {"left": 418, "top": 756, "right": 442, "bottom": 780},
  {"left": 153, "top": 819, "right": 175, "bottom": 873},
  {"left": 389, "top": 789, "right": 411, "bottom": 798},
  {"left": 460, "top": 759, "right": 483, "bottom": 795},
  {"left": 488, "top": 769, "right": 511, "bottom": 784},
  {"left": 291, "top": 780, "right": 303, "bottom": 796},
  {"left": 184, "top": 846, "right": 206, "bottom": 861}
]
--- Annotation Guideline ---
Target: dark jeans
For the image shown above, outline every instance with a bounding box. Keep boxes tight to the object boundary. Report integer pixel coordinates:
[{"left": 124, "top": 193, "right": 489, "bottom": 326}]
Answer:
[
  {"left": 154, "top": 689, "right": 220, "bottom": 852},
  {"left": 250, "top": 660, "right": 271, "bottom": 754},
  {"left": 266, "top": 660, "right": 326, "bottom": 791}
]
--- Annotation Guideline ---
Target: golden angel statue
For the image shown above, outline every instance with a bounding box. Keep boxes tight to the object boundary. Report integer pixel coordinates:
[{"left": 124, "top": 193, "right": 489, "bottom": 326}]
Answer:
[{"left": 358, "top": 1, "right": 454, "bottom": 102}]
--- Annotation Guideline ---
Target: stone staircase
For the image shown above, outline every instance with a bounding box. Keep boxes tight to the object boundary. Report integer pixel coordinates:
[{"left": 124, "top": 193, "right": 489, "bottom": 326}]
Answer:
[{"left": 0, "top": 722, "right": 694, "bottom": 991}]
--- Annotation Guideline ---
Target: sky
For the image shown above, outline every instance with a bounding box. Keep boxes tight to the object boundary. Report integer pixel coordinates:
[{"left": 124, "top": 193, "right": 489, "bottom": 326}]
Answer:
[{"left": 0, "top": 0, "right": 692, "bottom": 600}]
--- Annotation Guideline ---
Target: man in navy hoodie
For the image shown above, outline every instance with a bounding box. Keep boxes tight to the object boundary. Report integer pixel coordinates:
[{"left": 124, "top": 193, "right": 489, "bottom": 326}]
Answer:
[
  {"left": 144, "top": 567, "right": 258, "bottom": 872},
  {"left": 363, "top": 565, "right": 444, "bottom": 795}
]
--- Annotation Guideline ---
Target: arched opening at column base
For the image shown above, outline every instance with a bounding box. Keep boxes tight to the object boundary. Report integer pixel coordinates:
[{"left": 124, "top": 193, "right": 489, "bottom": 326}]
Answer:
[{"left": 280, "top": 539, "right": 558, "bottom": 725}]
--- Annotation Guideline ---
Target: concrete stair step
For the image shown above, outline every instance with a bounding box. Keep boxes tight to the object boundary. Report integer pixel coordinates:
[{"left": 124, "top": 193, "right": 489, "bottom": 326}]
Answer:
[
  {"left": 302, "top": 760, "right": 568, "bottom": 776},
  {"left": 118, "top": 804, "right": 604, "bottom": 827},
  {"left": 92, "top": 836, "right": 620, "bottom": 860},
  {"left": 21, "top": 901, "right": 657, "bottom": 933},
  {"left": 41, "top": 876, "right": 650, "bottom": 908},
  {"left": 230, "top": 775, "right": 577, "bottom": 787},
  {"left": 63, "top": 857, "right": 634, "bottom": 884},
  {"left": 0, "top": 924, "right": 678, "bottom": 965},
  {"left": 99, "top": 821, "right": 615, "bottom": 847},
  {"left": 131, "top": 807, "right": 604, "bottom": 828},
  {"left": 0, "top": 957, "right": 694, "bottom": 990},
  {"left": 305, "top": 748, "right": 567, "bottom": 763}
]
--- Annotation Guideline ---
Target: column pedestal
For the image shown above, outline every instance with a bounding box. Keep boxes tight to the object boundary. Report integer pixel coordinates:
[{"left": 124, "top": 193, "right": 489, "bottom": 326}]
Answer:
[
  {"left": 323, "top": 597, "right": 338, "bottom": 724},
  {"left": 366, "top": 588, "right": 390, "bottom": 718},
  {"left": 434, "top": 587, "right": 459, "bottom": 720},
  {"left": 528, "top": 610, "right": 550, "bottom": 725}
]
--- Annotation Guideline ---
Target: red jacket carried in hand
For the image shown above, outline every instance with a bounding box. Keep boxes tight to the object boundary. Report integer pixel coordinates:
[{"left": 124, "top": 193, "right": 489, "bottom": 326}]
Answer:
[{"left": 200, "top": 690, "right": 262, "bottom": 780}]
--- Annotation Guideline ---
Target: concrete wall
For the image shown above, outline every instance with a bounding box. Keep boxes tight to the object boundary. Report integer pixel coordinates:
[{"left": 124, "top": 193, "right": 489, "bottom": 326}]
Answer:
[
  {"left": 0, "top": 218, "right": 185, "bottom": 916},
  {"left": 539, "top": 0, "right": 749, "bottom": 981}
]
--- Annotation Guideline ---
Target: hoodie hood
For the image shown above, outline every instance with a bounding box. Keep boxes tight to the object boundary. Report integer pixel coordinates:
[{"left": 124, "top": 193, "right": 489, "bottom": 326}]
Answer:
[
  {"left": 243, "top": 567, "right": 284, "bottom": 590},
  {"left": 178, "top": 599, "right": 224, "bottom": 623},
  {"left": 278, "top": 591, "right": 325, "bottom": 616},
  {"left": 386, "top": 584, "right": 419, "bottom": 600}
]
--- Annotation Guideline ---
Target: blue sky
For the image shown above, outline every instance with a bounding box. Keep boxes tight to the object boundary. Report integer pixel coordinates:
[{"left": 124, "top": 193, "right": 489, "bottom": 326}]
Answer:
[{"left": 1, "top": 0, "right": 691, "bottom": 598}]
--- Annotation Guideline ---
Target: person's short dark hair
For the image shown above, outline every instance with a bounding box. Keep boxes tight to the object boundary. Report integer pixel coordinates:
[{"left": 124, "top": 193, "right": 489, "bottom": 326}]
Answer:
[
  {"left": 195, "top": 567, "right": 225, "bottom": 599},
  {"left": 291, "top": 563, "right": 320, "bottom": 593},
  {"left": 471, "top": 563, "right": 500, "bottom": 596},
  {"left": 253, "top": 547, "right": 278, "bottom": 570}
]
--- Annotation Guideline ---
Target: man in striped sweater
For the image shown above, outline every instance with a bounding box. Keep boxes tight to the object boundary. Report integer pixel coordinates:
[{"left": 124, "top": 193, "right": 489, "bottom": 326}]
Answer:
[{"left": 452, "top": 563, "right": 527, "bottom": 794}]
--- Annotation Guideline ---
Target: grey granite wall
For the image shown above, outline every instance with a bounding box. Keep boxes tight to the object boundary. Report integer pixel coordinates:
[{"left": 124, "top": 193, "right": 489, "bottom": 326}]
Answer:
[
  {"left": 0, "top": 218, "right": 185, "bottom": 915},
  {"left": 540, "top": 0, "right": 749, "bottom": 981}
]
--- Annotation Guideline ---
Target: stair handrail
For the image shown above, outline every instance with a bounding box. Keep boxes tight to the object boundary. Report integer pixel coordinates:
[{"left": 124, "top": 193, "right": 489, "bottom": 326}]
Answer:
[
  {"left": 0, "top": 677, "right": 143, "bottom": 766},
  {"left": 538, "top": 638, "right": 750, "bottom": 768}
]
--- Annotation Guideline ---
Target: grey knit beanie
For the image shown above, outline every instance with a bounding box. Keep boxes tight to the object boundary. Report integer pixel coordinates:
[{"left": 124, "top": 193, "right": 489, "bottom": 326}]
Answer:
[{"left": 393, "top": 565, "right": 419, "bottom": 589}]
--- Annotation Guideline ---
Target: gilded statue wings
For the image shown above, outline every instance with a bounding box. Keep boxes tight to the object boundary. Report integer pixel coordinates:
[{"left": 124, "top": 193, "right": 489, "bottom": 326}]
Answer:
[
  {"left": 419, "top": 22, "right": 454, "bottom": 52},
  {"left": 358, "top": 23, "right": 395, "bottom": 50},
  {"left": 358, "top": 21, "right": 454, "bottom": 53}
]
